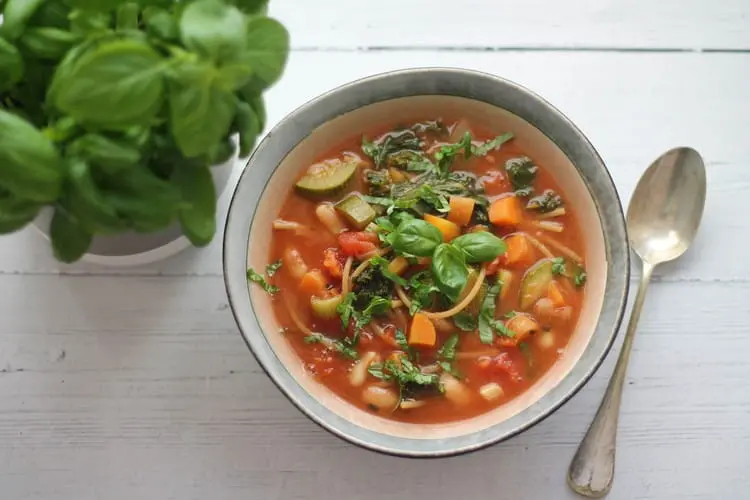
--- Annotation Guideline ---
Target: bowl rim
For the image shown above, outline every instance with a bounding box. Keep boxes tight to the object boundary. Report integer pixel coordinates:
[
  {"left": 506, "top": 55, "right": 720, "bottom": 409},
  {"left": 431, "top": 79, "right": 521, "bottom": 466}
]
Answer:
[{"left": 223, "top": 67, "right": 630, "bottom": 458}]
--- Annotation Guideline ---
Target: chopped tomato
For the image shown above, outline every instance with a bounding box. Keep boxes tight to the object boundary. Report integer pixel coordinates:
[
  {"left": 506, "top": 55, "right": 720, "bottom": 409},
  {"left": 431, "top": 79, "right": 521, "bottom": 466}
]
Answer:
[
  {"left": 479, "top": 170, "right": 510, "bottom": 195},
  {"left": 338, "top": 231, "right": 379, "bottom": 258},
  {"left": 488, "top": 352, "right": 524, "bottom": 383},
  {"left": 323, "top": 248, "right": 344, "bottom": 278}
]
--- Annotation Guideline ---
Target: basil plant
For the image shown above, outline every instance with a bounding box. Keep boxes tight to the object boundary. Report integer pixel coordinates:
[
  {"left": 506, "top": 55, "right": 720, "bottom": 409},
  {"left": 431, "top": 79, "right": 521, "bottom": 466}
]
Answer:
[{"left": 0, "top": 0, "right": 289, "bottom": 262}]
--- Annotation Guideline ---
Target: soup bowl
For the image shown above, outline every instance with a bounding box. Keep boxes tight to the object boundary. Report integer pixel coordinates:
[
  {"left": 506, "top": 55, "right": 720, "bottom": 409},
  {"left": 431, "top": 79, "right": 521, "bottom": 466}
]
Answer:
[{"left": 223, "top": 68, "right": 630, "bottom": 457}]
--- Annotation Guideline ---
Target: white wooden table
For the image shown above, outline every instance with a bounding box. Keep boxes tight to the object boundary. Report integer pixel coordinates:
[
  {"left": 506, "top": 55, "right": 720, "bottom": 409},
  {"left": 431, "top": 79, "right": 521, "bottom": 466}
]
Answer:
[{"left": 2, "top": 2, "right": 749, "bottom": 499}]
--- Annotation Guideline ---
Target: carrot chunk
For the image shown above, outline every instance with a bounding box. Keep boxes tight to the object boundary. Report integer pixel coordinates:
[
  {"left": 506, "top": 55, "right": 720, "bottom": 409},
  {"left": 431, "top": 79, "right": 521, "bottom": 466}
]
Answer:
[
  {"left": 424, "top": 214, "right": 460, "bottom": 242},
  {"left": 323, "top": 248, "right": 343, "bottom": 278},
  {"left": 299, "top": 269, "right": 327, "bottom": 296},
  {"left": 548, "top": 280, "right": 566, "bottom": 307},
  {"left": 489, "top": 195, "right": 523, "bottom": 226},
  {"left": 409, "top": 312, "right": 437, "bottom": 347},
  {"left": 502, "top": 234, "right": 535, "bottom": 267},
  {"left": 447, "top": 196, "right": 476, "bottom": 227}
]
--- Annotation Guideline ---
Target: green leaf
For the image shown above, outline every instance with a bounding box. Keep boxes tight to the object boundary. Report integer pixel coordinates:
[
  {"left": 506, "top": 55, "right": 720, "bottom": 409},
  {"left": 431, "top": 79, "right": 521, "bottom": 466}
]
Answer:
[
  {"left": 451, "top": 232, "right": 507, "bottom": 263},
  {"left": 173, "top": 166, "right": 217, "bottom": 247},
  {"left": 574, "top": 267, "right": 587, "bottom": 287},
  {"left": 106, "top": 166, "right": 181, "bottom": 232},
  {"left": 336, "top": 292, "right": 356, "bottom": 329},
  {"left": 18, "top": 27, "right": 81, "bottom": 60},
  {"left": 0, "top": 110, "right": 62, "bottom": 202},
  {"left": 1, "top": 0, "right": 45, "bottom": 40},
  {"left": 551, "top": 257, "right": 566, "bottom": 275},
  {"left": 452, "top": 311, "right": 477, "bottom": 332},
  {"left": 478, "top": 282, "right": 501, "bottom": 344},
  {"left": 246, "top": 267, "right": 279, "bottom": 294},
  {"left": 527, "top": 189, "right": 563, "bottom": 213},
  {"left": 28, "top": 0, "right": 71, "bottom": 29},
  {"left": 142, "top": 7, "right": 178, "bottom": 41},
  {"left": 228, "top": 0, "right": 268, "bottom": 15},
  {"left": 505, "top": 157, "right": 538, "bottom": 192},
  {"left": 265, "top": 260, "right": 282, "bottom": 277},
  {"left": 431, "top": 243, "right": 469, "bottom": 303},
  {"left": 246, "top": 94, "right": 266, "bottom": 132},
  {"left": 0, "top": 37, "right": 24, "bottom": 91},
  {"left": 115, "top": 2, "right": 139, "bottom": 31},
  {"left": 369, "top": 255, "right": 407, "bottom": 286},
  {"left": 180, "top": 0, "right": 247, "bottom": 64},
  {"left": 471, "top": 132, "right": 514, "bottom": 156},
  {"left": 66, "top": 158, "right": 124, "bottom": 233},
  {"left": 239, "top": 17, "right": 290, "bottom": 93},
  {"left": 304, "top": 334, "right": 359, "bottom": 361},
  {"left": 405, "top": 270, "right": 439, "bottom": 315},
  {"left": 50, "top": 206, "right": 92, "bottom": 263},
  {"left": 0, "top": 190, "right": 41, "bottom": 234},
  {"left": 69, "top": 9, "right": 112, "bottom": 36},
  {"left": 234, "top": 99, "right": 260, "bottom": 157},
  {"left": 168, "top": 61, "right": 236, "bottom": 158},
  {"left": 437, "top": 333, "right": 459, "bottom": 362},
  {"left": 48, "top": 37, "right": 165, "bottom": 130},
  {"left": 390, "top": 218, "right": 442, "bottom": 257},
  {"left": 64, "top": 0, "right": 123, "bottom": 11},
  {"left": 68, "top": 133, "right": 141, "bottom": 175}
]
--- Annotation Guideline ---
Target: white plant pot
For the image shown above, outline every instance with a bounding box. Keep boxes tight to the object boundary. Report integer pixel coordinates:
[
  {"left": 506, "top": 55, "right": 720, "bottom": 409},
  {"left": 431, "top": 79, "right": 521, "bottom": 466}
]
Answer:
[{"left": 32, "top": 151, "right": 237, "bottom": 267}]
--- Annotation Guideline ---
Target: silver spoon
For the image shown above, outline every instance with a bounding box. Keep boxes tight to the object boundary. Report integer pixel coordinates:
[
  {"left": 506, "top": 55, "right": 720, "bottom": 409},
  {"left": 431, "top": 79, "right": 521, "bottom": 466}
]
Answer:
[{"left": 567, "top": 147, "right": 707, "bottom": 497}]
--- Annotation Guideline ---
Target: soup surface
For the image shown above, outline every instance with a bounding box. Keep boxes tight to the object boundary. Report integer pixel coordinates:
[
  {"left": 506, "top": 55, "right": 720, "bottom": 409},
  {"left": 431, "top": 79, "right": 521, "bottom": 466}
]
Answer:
[{"left": 248, "top": 118, "right": 588, "bottom": 423}]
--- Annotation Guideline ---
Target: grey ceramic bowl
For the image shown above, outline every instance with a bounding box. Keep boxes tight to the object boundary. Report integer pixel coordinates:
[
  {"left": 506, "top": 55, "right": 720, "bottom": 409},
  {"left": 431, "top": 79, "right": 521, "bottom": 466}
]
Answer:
[{"left": 223, "top": 68, "right": 630, "bottom": 458}]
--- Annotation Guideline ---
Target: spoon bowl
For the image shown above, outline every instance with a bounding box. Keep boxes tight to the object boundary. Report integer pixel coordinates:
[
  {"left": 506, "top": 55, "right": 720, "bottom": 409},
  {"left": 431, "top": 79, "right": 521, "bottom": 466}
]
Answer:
[
  {"left": 568, "top": 146, "right": 707, "bottom": 497},
  {"left": 627, "top": 147, "right": 707, "bottom": 264}
]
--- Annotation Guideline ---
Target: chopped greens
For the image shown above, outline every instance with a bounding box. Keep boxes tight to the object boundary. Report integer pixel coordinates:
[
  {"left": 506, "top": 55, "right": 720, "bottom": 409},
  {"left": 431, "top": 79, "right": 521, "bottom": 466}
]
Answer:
[
  {"left": 437, "top": 333, "right": 461, "bottom": 377},
  {"left": 505, "top": 156, "right": 538, "bottom": 195},
  {"left": 362, "top": 129, "right": 424, "bottom": 169},
  {"left": 527, "top": 189, "right": 563, "bottom": 213},
  {"left": 363, "top": 169, "right": 391, "bottom": 196},
  {"left": 574, "top": 267, "right": 588, "bottom": 287},
  {"left": 304, "top": 334, "right": 359, "bottom": 361},
  {"left": 478, "top": 281, "right": 501, "bottom": 344},
  {"left": 368, "top": 356, "right": 441, "bottom": 397},
  {"left": 369, "top": 255, "right": 408, "bottom": 286},
  {"left": 265, "top": 260, "right": 283, "bottom": 277},
  {"left": 406, "top": 271, "right": 440, "bottom": 315},
  {"left": 337, "top": 292, "right": 390, "bottom": 334},
  {"left": 551, "top": 257, "right": 566, "bottom": 276},
  {"left": 453, "top": 311, "right": 477, "bottom": 331},
  {"left": 247, "top": 268, "right": 279, "bottom": 295}
]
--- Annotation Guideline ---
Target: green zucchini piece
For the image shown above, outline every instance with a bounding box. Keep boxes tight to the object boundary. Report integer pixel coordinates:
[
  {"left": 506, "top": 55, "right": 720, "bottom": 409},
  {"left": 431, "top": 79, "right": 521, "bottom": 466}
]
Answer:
[
  {"left": 295, "top": 154, "right": 361, "bottom": 196},
  {"left": 310, "top": 295, "right": 343, "bottom": 320},
  {"left": 335, "top": 193, "right": 376, "bottom": 230},
  {"left": 519, "top": 259, "right": 554, "bottom": 310}
]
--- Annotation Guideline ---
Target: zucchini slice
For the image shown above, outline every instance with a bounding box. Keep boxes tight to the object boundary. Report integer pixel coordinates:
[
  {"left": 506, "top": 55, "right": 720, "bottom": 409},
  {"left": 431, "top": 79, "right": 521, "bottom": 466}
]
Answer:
[{"left": 295, "top": 154, "right": 362, "bottom": 196}]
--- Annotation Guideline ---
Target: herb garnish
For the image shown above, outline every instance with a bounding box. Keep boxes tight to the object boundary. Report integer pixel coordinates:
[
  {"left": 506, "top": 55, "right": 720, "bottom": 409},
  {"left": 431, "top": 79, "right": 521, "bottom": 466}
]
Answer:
[
  {"left": 478, "top": 281, "right": 501, "bottom": 344},
  {"left": 265, "top": 260, "right": 283, "bottom": 277},
  {"left": 527, "top": 189, "right": 563, "bottom": 213},
  {"left": 453, "top": 311, "right": 477, "bottom": 331},
  {"left": 551, "top": 257, "right": 566, "bottom": 276},
  {"left": 506, "top": 157, "right": 538, "bottom": 196},
  {"left": 304, "top": 334, "right": 359, "bottom": 360},
  {"left": 368, "top": 356, "right": 441, "bottom": 397},
  {"left": 437, "top": 333, "right": 461, "bottom": 377},
  {"left": 246, "top": 268, "right": 279, "bottom": 295}
]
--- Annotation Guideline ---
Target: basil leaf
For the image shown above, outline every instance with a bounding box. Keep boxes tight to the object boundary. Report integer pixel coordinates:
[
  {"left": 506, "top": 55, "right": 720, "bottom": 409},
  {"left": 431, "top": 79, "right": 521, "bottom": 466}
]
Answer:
[
  {"left": 239, "top": 17, "right": 290, "bottom": 93},
  {"left": 265, "top": 260, "right": 282, "bottom": 277},
  {"left": 65, "top": 0, "right": 123, "bottom": 11},
  {"left": 451, "top": 232, "right": 507, "bottom": 263},
  {"left": 406, "top": 270, "right": 439, "bottom": 315},
  {"left": 303, "top": 334, "right": 359, "bottom": 361},
  {"left": 336, "top": 292, "right": 356, "bottom": 329},
  {"left": 142, "top": 7, "right": 178, "bottom": 41},
  {"left": 471, "top": 132, "right": 514, "bottom": 156},
  {"left": 437, "top": 334, "right": 459, "bottom": 361},
  {"left": 234, "top": 99, "right": 260, "bottom": 157},
  {"left": 168, "top": 61, "right": 236, "bottom": 158},
  {"left": 66, "top": 158, "right": 125, "bottom": 234},
  {"left": 1, "top": 0, "right": 45, "bottom": 40},
  {"left": 116, "top": 2, "right": 139, "bottom": 31},
  {"left": 173, "top": 166, "right": 217, "bottom": 247},
  {"left": 431, "top": 243, "right": 469, "bottom": 302},
  {"left": 48, "top": 38, "right": 165, "bottom": 129},
  {"left": 390, "top": 218, "right": 442, "bottom": 257},
  {"left": 228, "top": 0, "right": 269, "bottom": 15},
  {"left": 106, "top": 167, "right": 181, "bottom": 232},
  {"left": 0, "top": 110, "right": 62, "bottom": 202},
  {"left": 180, "top": 0, "right": 246, "bottom": 64},
  {"left": 68, "top": 133, "right": 141, "bottom": 175},
  {"left": 246, "top": 267, "right": 279, "bottom": 294},
  {"left": 50, "top": 206, "right": 92, "bottom": 263},
  {"left": 0, "top": 38, "right": 24, "bottom": 91},
  {"left": 19, "top": 27, "right": 81, "bottom": 60},
  {"left": 69, "top": 9, "right": 112, "bottom": 36},
  {"left": 478, "top": 282, "right": 501, "bottom": 344},
  {"left": 453, "top": 312, "right": 477, "bottom": 332},
  {"left": 0, "top": 191, "right": 42, "bottom": 235},
  {"left": 369, "top": 255, "right": 407, "bottom": 286}
]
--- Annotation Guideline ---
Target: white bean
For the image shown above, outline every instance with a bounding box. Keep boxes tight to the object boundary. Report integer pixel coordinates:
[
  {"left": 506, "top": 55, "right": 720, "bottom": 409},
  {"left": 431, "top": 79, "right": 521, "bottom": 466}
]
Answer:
[
  {"left": 316, "top": 203, "right": 347, "bottom": 234},
  {"left": 283, "top": 247, "right": 308, "bottom": 279},
  {"left": 536, "top": 330, "right": 556, "bottom": 350},
  {"left": 362, "top": 385, "right": 399, "bottom": 412},
  {"left": 533, "top": 297, "right": 554, "bottom": 322},
  {"left": 479, "top": 382, "right": 505, "bottom": 401},
  {"left": 349, "top": 351, "right": 378, "bottom": 387},
  {"left": 440, "top": 372, "right": 472, "bottom": 406}
]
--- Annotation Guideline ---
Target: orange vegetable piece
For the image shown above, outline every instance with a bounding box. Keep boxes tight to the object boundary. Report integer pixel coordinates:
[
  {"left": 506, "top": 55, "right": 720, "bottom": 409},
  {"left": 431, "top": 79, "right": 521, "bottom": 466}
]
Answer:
[
  {"left": 409, "top": 312, "right": 437, "bottom": 347},
  {"left": 323, "top": 248, "right": 343, "bottom": 278},
  {"left": 503, "top": 234, "right": 535, "bottom": 267},
  {"left": 299, "top": 269, "right": 327, "bottom": 296},
  {"left": 447, "top": 196, "right": 476, "bottom": 227},
  {"left": 548, "top": 280, "right": 566, "bottom": 307},
  {"left": 424, "top": 214, "right": 460, "bottom": 242},
  {"left": 489, "top": 195, "right": 523, "bottom": 226}
]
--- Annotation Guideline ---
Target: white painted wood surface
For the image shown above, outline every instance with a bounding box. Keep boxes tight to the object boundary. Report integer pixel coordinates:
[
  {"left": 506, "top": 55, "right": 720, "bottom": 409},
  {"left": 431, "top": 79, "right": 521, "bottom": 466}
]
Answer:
[{"left": 1, "top": 3, "right": 749, "bottom": 499}]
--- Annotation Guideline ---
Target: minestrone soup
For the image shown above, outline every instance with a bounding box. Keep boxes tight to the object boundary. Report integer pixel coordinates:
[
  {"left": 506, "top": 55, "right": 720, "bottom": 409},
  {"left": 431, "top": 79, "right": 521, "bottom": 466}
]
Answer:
[{"left": 248, "top": 119, "right": 587, "bottom": 423}]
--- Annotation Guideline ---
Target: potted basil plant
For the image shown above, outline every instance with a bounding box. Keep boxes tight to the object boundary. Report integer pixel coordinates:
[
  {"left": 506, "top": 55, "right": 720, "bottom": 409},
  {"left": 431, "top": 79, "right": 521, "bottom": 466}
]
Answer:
[{"left": 0, "top": 0, "right": 289, "bottom": 264}]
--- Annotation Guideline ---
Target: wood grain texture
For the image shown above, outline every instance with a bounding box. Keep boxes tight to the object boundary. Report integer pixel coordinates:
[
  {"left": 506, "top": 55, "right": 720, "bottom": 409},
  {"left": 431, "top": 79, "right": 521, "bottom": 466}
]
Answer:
[
  {"left": 0, "top": 52, "right": 747, "bottom": 281},
  {"left": 0, "top": 276, "right": 748, "bottom": 499},
  {"left": 269, "top": 0, "right": 750, "bottom": 50}
]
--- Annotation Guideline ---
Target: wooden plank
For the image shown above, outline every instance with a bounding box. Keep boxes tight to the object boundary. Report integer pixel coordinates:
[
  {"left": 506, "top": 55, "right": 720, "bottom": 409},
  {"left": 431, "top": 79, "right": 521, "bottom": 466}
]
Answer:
[
  {"left": 269, "top": 0, "right": 750, "bottom": 50},
  {"left": 0, "top": 52, "right": 746, "bottom": 280},
  {"left": 0, "top": 275, "right": 747, "bottom": 499}
]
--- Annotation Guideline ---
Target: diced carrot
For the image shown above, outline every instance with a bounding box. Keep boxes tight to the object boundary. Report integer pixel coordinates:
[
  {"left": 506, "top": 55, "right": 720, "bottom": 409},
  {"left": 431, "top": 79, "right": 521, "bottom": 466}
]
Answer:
[
  {"left": 409, "top": 312, "right": 437, "bottom": 347},
  {"left": 299, "top": 269, "right": 327, "bottom": 296},
  {"left": 447, "top": 196, "right": 476, "bottom": 227},
  {"left": 323, "top": 248, "right": 343, "bottom": 278},
  {"left": 387, "top": 256, "right": 409, "bottom": 275},
  {"left": 424, "top": 213, "right": 460, "bottom": 242},
  {"left": 502, "top": 234, "right": 535, "bottom": 267},
  {"left": 548, "top": 280, "right": 566, "bottom": 307},
  {"left": 489, "top": 195, "right": 523, "bottom": 226}
]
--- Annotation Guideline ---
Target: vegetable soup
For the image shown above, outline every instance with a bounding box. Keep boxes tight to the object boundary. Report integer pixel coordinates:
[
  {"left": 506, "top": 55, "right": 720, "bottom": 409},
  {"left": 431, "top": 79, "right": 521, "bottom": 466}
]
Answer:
[{"left": 248, "top": 119, "right": 587, "bottom": 423}]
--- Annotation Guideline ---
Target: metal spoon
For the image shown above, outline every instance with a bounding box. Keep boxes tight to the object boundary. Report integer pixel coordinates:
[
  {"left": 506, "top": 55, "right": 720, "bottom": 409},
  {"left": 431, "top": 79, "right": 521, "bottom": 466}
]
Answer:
[{"left": 567, "top": 147, "right": 707, "bottom": 497}]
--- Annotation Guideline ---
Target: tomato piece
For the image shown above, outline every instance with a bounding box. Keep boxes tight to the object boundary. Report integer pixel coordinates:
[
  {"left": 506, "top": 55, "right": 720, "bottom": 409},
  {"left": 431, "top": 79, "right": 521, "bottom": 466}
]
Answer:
[
  {"left": 323, "top": 248, "right": 344, "bottom": 278},
  {"left": 489, "top": 351, "right": 524, "bottom": 382},
  {"left": 486, "top": 255, "right": 503, "bottom": 275},
  {"left": 480, "top": 170, "right": 510, "bottom": 195},
  {"left": 338, "top": 231, "right": 378, "bottom": 257}
]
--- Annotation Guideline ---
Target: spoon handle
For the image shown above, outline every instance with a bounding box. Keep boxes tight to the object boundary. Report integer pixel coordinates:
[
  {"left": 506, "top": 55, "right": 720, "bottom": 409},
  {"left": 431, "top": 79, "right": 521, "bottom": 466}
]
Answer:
[{"left": 567, "top": 261, "right": 654, "bottom": 498}]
